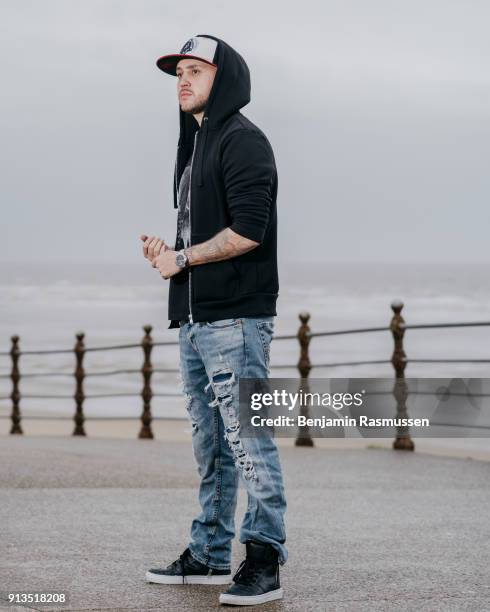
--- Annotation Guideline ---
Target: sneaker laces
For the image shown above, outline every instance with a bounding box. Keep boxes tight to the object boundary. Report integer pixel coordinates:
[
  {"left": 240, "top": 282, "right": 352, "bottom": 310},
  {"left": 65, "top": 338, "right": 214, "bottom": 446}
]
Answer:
[
  {"left": 232, "top": 558, "right": 262, "bottom": 586},
  {"left": 167, "top": 548, "right": 193, "bottom": 584}
]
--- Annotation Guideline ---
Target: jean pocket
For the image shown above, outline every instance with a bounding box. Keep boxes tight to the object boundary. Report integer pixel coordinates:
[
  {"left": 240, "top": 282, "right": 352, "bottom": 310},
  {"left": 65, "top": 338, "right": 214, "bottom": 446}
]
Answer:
[
  {"left": 256, "top": 320, "right": 274, "bottom": 368},
  {"left": 205, "top": 318, "right": 241, "bottom": 329}
]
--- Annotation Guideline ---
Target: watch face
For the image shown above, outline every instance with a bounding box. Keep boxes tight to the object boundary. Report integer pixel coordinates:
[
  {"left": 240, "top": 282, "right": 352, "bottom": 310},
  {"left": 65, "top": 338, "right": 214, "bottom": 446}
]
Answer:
[{"left": 176, "top": 252, "right": 187, "bottom": 268}]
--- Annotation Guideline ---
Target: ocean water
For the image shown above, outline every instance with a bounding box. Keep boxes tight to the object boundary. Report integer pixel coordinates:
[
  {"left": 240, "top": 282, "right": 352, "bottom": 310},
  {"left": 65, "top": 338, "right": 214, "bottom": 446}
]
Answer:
[{"left": 1, "top": 260, "right": 489, "bottom": 420}]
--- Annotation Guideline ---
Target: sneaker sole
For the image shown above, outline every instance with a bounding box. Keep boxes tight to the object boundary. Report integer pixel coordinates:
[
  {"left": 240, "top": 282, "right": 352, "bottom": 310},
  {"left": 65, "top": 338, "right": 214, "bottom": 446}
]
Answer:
[
  {"left": 146, "top": 571, "right": 232, "bottom": 585},
  {"left": 219, "top": 587, "right": 284, "bottom": 605}
]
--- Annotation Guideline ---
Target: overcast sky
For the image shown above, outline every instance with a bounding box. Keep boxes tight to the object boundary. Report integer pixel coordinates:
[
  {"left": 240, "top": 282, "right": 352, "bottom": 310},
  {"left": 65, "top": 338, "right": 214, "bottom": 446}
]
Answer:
[{"left": 1, "top": 0, "right": 489, "bottom": 265}]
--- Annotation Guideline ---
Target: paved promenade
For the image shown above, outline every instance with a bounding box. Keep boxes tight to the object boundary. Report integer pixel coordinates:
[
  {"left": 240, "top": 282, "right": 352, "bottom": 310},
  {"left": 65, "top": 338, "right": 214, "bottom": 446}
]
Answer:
[{"left": 1, "top": 434, "right": 489, "bottom": 611}]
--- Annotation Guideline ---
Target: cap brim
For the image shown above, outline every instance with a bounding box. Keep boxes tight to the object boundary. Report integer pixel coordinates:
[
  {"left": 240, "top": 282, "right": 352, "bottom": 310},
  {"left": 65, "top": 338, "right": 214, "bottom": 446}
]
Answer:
[{"left": 156, "top": 54, "right": 217, "bottom": 76}]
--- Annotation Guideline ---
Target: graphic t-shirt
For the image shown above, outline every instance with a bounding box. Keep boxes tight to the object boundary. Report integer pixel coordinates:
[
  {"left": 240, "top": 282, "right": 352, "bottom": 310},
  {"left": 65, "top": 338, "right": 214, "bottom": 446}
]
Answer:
[{"left": 175, "top": 157, "right": 191, "bottom": 251}]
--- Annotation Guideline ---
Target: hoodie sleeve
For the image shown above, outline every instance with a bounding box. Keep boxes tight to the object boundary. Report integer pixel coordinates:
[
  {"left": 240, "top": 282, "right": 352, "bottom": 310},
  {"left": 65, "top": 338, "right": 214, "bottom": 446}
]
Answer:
[{"left": 220, "top": 129, "right": 275, "bottom": 244}]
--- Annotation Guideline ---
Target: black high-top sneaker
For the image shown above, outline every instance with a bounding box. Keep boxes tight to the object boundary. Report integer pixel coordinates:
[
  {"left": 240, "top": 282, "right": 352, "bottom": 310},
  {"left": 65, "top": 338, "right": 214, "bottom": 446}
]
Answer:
[
  {"left": 219, "top": 541, "right": 283, "bottom": 606},
  {"left": 146, "top": 548, "right": 231, "bottom": 585}
]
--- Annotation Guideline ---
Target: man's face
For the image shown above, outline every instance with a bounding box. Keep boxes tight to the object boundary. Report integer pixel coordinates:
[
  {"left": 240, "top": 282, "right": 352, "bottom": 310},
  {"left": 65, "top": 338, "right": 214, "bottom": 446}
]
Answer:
[{"left": 176, "top": 58, "right": 217, "bottom": 115}]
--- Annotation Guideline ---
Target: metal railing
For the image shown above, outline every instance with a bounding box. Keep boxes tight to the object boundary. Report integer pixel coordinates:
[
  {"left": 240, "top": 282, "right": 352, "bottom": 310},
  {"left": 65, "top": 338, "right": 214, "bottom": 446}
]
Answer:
[{"left": 2, "top": 301, "right": 490, "bottom": 450}]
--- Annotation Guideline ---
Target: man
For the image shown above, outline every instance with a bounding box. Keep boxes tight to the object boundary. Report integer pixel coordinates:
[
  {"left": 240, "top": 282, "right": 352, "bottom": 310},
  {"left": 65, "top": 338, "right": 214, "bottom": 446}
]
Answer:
[{"left": 140, "top": 34, "right": 286, "bottom": 606}]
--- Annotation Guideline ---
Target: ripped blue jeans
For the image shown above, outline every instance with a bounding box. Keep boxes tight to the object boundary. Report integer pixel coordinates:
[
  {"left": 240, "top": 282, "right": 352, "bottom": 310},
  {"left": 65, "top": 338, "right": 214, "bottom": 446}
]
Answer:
[{"left": 178, "top": 316, "right": 287, "bottom": 570}]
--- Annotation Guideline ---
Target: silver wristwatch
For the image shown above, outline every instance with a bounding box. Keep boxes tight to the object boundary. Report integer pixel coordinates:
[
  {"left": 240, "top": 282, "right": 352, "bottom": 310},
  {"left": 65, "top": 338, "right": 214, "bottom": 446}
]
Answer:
[{"left": 175, "top": 249, "right": 190, "bottom": 269}]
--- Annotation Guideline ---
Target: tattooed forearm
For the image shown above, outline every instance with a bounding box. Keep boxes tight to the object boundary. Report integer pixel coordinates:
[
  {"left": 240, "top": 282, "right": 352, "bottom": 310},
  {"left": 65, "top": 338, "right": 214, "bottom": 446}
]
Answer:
[{"left": 185, "top": 228, "right": 259, "bottom": 266}]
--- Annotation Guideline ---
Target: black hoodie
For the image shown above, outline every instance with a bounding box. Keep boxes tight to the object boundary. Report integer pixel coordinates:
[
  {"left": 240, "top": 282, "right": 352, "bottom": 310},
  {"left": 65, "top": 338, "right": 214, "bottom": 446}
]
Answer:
[{"left": 168, "top": 35, "right": 279, "bottom": 329}]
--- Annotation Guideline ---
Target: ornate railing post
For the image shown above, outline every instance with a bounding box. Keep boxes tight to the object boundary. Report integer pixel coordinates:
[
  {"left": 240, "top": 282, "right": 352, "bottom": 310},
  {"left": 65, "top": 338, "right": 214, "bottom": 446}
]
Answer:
[
  {"left": 295, "top": 312, "right": 314, "bottom": 447},
  {"left": 139, "top": 325, "right": 154, "bottom": 439},
  {"left": 390, "top": 301, "right": 414, "bottom": 451},
  {"left": 10, "top": 335, "right": 22, "bottom": 435},
  {"left": 73, "top": 332, "right": 86, "bottom": 436}
]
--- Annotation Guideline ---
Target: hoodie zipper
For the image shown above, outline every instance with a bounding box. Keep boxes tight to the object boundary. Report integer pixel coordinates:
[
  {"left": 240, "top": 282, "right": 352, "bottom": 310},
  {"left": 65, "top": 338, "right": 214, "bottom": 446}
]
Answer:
[
  {"left": 187, "top": 128, "right": 199, "bottom": 324},
  {"left": 174, "top": 145, "right": 179, "bottom": 203}
]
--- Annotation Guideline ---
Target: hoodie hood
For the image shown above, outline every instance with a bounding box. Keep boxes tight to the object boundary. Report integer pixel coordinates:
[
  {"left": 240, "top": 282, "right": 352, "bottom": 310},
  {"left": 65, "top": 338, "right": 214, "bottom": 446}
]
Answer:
[{"left": 173, "top": 35, "right": 251, "bottom": 205}]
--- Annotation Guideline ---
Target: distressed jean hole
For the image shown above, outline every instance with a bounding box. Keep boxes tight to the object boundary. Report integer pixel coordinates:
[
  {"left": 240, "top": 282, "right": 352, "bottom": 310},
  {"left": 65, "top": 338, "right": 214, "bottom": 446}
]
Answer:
[
  {"left": 224, "top": 424, "right": 257, "bottom": 482},
  {"left": 184, "top": 393, "right": 193, "bottom": 413},
  {"left": 184, "top": 394, "right": 198, "bottom": 434},
  {"left": 205, "top": 369, "right": 236, "bottom": 408},
  {"left": 212, "top": 370, "right": 234, "bottom": 384}
]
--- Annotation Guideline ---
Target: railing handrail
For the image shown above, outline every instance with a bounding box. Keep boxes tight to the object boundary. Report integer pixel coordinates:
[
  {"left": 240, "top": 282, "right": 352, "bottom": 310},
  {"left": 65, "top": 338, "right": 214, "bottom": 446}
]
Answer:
[
  {"left": 402, "top": 321, "right": 490, "bottom": 330},
  {"left": 3, "top": 354, "right": 490, "bottom": 384},
  {"left": 3, "top": 319, "right": 490, "bottom": 357}
]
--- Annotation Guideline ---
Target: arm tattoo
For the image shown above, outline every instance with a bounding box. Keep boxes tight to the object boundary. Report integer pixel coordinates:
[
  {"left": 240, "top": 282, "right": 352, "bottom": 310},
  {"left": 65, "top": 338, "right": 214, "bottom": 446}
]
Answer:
[{"left": 185, "top": 228, "right": 258, "bottom": 266}]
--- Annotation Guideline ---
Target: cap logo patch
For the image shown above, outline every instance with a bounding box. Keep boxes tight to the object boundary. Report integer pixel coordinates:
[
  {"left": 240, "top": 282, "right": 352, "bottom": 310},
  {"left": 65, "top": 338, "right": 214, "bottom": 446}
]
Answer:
[{"left": 180, "top": 38, "right": 196, "bottom": 54}]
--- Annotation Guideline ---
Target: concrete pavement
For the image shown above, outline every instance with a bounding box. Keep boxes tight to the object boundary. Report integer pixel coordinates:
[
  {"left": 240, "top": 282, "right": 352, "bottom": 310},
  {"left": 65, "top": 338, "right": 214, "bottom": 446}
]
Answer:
[{"left": 1, "top": 435, "right": 489, "bottom": 611}]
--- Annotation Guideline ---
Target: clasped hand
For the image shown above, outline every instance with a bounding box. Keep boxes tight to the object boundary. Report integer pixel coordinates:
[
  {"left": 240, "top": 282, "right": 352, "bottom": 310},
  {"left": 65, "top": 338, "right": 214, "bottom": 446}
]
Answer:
[{"left": 139, "top": 234, "right": 181, "bottom": 279}]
